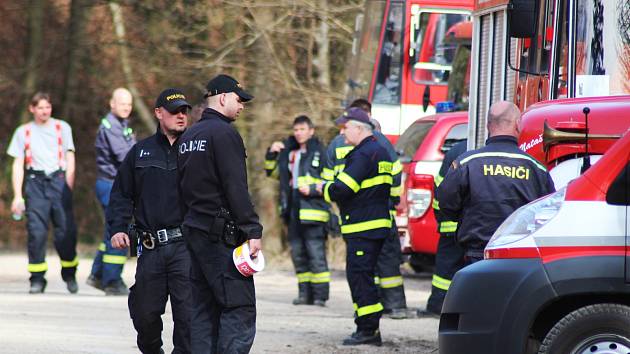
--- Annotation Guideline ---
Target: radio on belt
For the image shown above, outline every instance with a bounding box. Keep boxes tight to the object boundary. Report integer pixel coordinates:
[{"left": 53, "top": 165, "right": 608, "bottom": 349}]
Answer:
[{"left": 233, "top": 242, "right": 265, "bottom": 277}]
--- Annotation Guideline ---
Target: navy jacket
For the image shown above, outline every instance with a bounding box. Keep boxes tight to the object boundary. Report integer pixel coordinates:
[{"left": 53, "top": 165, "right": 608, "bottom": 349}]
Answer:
[
  {"left": 436, "top": 135, "right": 555, "bottom": 253},
  {"left": 95, "top": 112, "right": 136, "bottom": 180}
]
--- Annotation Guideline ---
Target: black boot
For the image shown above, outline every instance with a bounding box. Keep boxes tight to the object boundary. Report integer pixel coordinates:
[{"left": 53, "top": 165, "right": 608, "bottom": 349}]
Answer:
[
  {"left": 292, "top": 282, "right": 313, "bottom": 305},
  {"left": 29, "top": 279, "right": 47, "bottom": 294},
  {"left": 342, "top": 329, "right": 382, "bottom": 346},
  {"left": 65, "top": 277, "right": 79, "bottom": 294}
]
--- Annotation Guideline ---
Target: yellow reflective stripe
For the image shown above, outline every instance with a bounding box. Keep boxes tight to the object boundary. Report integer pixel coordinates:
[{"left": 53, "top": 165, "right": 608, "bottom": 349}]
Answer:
[
  {"left": 356, "top": 302, "right": 384, "bottom": 317},
  {"left": 460, "top": 152, "right": 547, "bottom": 172},
  {"left": 341, "top": 218, "right": 392, "bottom": 234},
  {"left": 264, "top": 159, "right": 277, "bottom": 170},
  {"left": 321, "top": 168, "right": 335, "bottom": 181},
  {"left": 360, "top": 175, "right": 393, "bottom": 189},
  {"left": 336, "top": 146, "right": 354, "bottom": 159},
  {"left": 60, "top": 256, "right": 79, "bottom": 268},
  {"left": 338, "top": 172, "right": 360, "bottom": 193},
  {"left": 299, "top": 209, "right": 329, "bottom": 222},
  {"left": 439, "top": 221, "right": 458, "bottom": 233},
  {"left": 392, "top": 159, "right": 403, "bottom": 175},
  {"left": 390, "top": 210, "right": 396, "bottom": 218},
  {"left": 98, "top": 242, "right": 106, "bottom": 252},
  {"left": 356, "top": 250, "right": 364, "bottom": 256},
  {"left": 380, "top": 275, "right": 404, "bottom": 289},
  {"left": 297, "top": 175, "right": 323, "bottom": 187},
  {"left": 378, "top": 161, "right": 393, "bottom": 174},
  {"left": 28, "top": 262, "right": 48, "bottom": 273},
  {"left": 390, "top": 185, "right": 402, "bottom": 197},
  {"left": 432, "top": 198, "right": 440, "bottom": 210},
  {"left": 432, "top": 274, "right": 452, "bottom": 290},
  {"left": 311, "top": 271, "right": 331, "bottom": 283},
  {"left": 334, "top": 164, "right": 345, "bottom": 175},
  {"left": 297, "top": 272, "right": 313, "bottom": 283},
  {"left": 374, "top": 276, "right": 380, "bottom": 284},
  {"left": 434, "top": 174, "right": 444, "bottom": 187},
  {"left": 103, "top": 255, "right": 127, "bottom": 265},
  {"left": 324, "top": 182, "right": 332, "bottom": 203}
]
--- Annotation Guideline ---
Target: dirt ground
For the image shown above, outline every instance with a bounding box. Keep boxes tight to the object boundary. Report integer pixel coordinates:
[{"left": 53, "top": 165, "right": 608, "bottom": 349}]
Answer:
[{"left": 0, "top": 253, "right": 439, "bottom": 354}]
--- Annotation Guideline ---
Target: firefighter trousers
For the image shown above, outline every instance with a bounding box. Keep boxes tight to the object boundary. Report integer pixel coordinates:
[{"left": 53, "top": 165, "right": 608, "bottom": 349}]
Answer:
[
  {"left": 24, "top": 171, "right": 78, "bottom": 282},
  {"left": 376, "top": 226, "right": 406, "bottom": 311},
  {"left": 128, "top": 240, "right": 191, "bottom": 354},
  {"left": 346, "top": 237, "right": 385, "bottom": 332},
  {"left": 288, "top": 217, "right": 329, "bottom": 302},
  {"left": 183, "top": 226, "right": 256, "bottom": 354},
  {"left": 91, "top": 178, "right": 127, "bottom": 287},
  {"left": 426, "top": 232, "right": 465, "bottom": 313}
]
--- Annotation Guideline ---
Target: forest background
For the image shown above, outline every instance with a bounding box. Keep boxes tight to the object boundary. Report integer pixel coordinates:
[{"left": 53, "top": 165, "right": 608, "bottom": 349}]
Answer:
[{"left": 0, "top": 0, "right": 364, "bottom": 258}]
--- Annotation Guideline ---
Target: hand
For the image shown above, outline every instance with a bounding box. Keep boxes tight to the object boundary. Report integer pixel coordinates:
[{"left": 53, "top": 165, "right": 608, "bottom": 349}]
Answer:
[
  {"left": 298, "top": 185, "right": 310, "bottom": 196},
  {"left": 269, "top": 141, "right": 285, "bottom": 153},
  {"left": 11, "top": 197, "right": 25, "bottom": 215},
  {"left": 315, "top": 182, "right": 324, "bottom": 194},
  {"left": 248, "top": 238, "right": 262, "bottom": 258},
  {"left": 111, "top": 232, "right": 130, "bottom": 249}
]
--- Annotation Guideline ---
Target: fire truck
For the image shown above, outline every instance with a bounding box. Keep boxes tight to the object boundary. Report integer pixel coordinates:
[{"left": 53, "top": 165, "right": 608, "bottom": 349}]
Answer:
[
  {"left": 345, "top": 0, "right": 474, "bottom": 143},
  {"left": 439, "top": 0, "right": 630, "bottom": 352}
]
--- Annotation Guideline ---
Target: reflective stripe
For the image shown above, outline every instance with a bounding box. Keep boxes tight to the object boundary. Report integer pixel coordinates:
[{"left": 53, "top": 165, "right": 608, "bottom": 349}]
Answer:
[
  {"left": 390, "top": 185, "right": 401, "bottom": 197},
  {"left": 297, "top": 272, "right": 313, "bottom": 283},
  {"left": 374, "top": 276, "right": 380, "bottom": 284},
  {"left": 434, "top": 174, "right": 444, "bottom": 187},
  {"left": 380, "top": 275, "right": 404, "bottom": 289},
  {"left": 336, "top": 146, "right": 354, "bottom": 159},
  {"left": 98, "top": 242, "right": 106, "bottom": 252},
  {"left": 101, "top": 118, "right": 112, "bottom": 129},
  {"left": 103, "top": 255, "right": 127, "bottom": 265},
  {"left": 432, "top": 198, "right": 440, "bottom": 210},
  {"left": 60, "top": 256, "right": 79, "bottom": 268},
  {"left": 338, "top": 172, "right": 360, "bottom": 193},
  {"left": 392, "top": 160, "right": 403, "bottom": 175},
  {"left": 360, "top": 175, "right": 392, "bottom": 189},
  {"left": 297, "top": 175, "right": 323, "bottom": 187},
  {"left": 354, "top": 302, "right": 384, "bottom": 317},
  {"left": 356, "top": 251, "right": 364, "bottom": 256},
  {"left": 334, "top": 164, "right": 345, "bottom": 175},
  {"left": 321, "top": 168, "right": 335, "bottom": 181},
  {"left": 28, "top": 262, "right": 48, "bottom": 273},
  {"left": 460, "top": 152, "right": 547, "bottom": 172},
  {"left": 390, "top": 210, "right": 396, "bottom": 218},
  {"left": 311, "top": 271, "right": 331, "bottom": 284},
  {"left": 377, "top": 161, "right": 393, "bottom": 174},
  {"left": 439, "top": 221, "right": 458, "bottom": 233},
  {"left": 299, "top": 209, "right": 329, "bottom": 222},
  {"left": 432, "top": 274, "right": 452, "bottom": 291},
  {"left": 341, "top": 218, "right": 392, "bottom": 234},
  {"left": 264, "top": 159, "right": 277, "bottom": 170},
  {"left": 323, "top": 182, "right": 332, "bottom": 203}
]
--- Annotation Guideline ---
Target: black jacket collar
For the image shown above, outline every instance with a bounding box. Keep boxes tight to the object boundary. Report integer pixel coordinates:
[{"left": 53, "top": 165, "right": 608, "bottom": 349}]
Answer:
[
  {"left": 486, "top": 135, "right": 518, "bottom": 146},
  {"left": 200, "top": 107, "right": 232, "bottom": 124}
]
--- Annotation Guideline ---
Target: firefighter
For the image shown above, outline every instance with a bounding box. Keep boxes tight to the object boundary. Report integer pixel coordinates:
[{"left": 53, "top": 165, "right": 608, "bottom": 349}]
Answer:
[
  {"left": 323, "top": 99, "right": 408, "bottom": 319},
  {"left": 317, "top": 107, "right": 392, "bottom": 346},
  {"left": 109, "top": 88, "right": 192, "bottom": 353},
  {"left": 419, "top": 139, "right": 467, "bottom": 317},
  {"left": 177, "top": 74, "right": 262, "bottom": 353},
  {"left": 87, "top": 87, "right": 136, "bottom": 295},
  {"left": 7, "top": 92, "right": 78, "bottom": 294},
  {"left": 264, "top": 116, "right": 330, "bottom": 306},
  {"left": 437, "top": 101, "right": 555, "bottom": 264}
]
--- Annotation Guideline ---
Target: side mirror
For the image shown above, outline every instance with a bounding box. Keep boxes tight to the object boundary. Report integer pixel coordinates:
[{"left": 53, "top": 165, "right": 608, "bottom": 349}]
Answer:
[
  {"left": 508, "top": 0, "right": 539, "bottom": 38},
  {"left": 422, "top": 86, "right": 431, "bottom": 112}
]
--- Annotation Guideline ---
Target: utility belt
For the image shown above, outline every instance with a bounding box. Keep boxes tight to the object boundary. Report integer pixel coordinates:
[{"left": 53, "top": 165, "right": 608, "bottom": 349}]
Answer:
[
  {"left": 26, "top": 169, "right": 64, "bottom": 180},
  {"left": 210, "top": 207, "right": 246, "bottom": 247},
  {"left": 135, "top": 226, "right": 183, "bottom": 251}
]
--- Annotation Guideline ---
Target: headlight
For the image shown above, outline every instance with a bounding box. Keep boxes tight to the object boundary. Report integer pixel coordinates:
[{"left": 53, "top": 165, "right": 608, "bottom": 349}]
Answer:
[{"left": 487, "top": 188, "right": 566, "bottom": 248}]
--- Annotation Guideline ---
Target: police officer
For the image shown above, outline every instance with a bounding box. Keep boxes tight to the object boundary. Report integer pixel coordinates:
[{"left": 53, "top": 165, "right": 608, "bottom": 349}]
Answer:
[
  {"left": 318, "top": 107, "right": 392, "bottom": 346},
  {"left": 437, "top": 101, "right": 555, "bottom": 264},
  {"left": 419, "top": 139, "right": 467, "bottom": 317},
  {"left": 109, "top": 88, "right": 192, "bottom": 354},
  {"left": 264, "top": 115, "right": 330, "bottom": 306},
  {"left": 88, "top": 87, "right": 136, "bottom": 295},
  {"left": 178, "top": 74, "right": 262, "bottom": 353},
  {"left": 7, "top": 92, "right": 78, "bottom": 294},
  {"left": 323, "top": 99, "right": 408, "bottom": 319}
]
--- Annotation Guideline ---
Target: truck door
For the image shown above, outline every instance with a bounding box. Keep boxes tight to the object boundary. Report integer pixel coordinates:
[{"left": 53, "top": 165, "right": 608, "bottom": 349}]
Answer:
[{"left": 606, "top": 158, "right": 630, "bottom": 282}]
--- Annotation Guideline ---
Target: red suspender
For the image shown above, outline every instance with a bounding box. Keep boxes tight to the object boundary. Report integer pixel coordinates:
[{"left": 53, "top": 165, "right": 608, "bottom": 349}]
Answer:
[{"left": 23, "top": 119, "right": 64, "bottom": 170}]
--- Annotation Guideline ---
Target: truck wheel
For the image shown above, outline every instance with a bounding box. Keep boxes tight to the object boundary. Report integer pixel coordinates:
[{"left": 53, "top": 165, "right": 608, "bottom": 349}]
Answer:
[{"left": 538, "top": 304, "right": 630, "bottom": 354}]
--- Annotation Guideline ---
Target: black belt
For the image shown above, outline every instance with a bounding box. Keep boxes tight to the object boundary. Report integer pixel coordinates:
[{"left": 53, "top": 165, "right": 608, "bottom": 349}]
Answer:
[{"left": 138, "top": 227, "right": 183, "bottom": 249}]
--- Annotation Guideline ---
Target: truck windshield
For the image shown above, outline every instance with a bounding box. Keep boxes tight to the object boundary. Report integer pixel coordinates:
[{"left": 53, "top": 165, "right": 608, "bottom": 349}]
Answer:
[
  {"left": 395, "top": 121, "right": 436, "bottom": 161},
  {"left": 372, "top": 2, "right": 404, "bottom": 104}
]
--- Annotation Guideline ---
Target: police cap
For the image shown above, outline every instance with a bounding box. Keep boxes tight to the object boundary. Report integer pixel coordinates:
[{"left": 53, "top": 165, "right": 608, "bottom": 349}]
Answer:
[
  {"left": 155, "top": 88, "right": 192, "bottom": 114},
  {"left": 204, "top": 74, "right": 254, "bottom": 102},
  {"left": 335, "top": 107, "right": 373, "bottom": 128}
]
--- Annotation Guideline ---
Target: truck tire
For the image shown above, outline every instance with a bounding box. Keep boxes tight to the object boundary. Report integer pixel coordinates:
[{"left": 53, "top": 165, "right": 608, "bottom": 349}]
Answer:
[{"left": 538, "top": 303, "right": 630, "bottom": 354}]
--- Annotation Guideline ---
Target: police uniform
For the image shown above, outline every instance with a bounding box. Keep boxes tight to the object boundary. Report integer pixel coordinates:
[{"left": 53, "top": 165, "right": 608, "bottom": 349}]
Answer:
[
  {"left": 178, "top": 75, "right": 261, "bottom": 354},
  {"left": 323, "top": 123, "right": 393, "bottom": 343},
  {"left": 265, "top": 136, "right": 330, "bottom": 304},
  {"left": 90, "top": 111, "right": 136, "bottom": 293},
  {"left": 437, "top": 135, "right": 555, "bottom": 263},
  {"left": 423, "top": 140, "right": 467, "bottom": 315},
  {"left": 323, "top": 132, "right": 407, "bottom": 314},
  {"left": 108, "top": 89, "right": 192, "bottom": 354},
  {"left": 7, "top": 117, "right": 78, "bottom": 293}
]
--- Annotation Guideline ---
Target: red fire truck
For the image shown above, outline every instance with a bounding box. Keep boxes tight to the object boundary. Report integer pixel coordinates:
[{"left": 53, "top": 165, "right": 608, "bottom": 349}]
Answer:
[
  {"left": 439, "top": 0, "right": 630, "bottom": 352},
  {"left": 345, "top": 0, "right": 474, "bottom": 143}
]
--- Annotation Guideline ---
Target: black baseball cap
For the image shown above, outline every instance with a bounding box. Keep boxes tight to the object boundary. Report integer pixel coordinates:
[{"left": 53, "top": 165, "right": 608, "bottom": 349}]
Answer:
[
  {"left": 155, "top": 88, "right": 192, "bottom": 113},
  {"left": 335, "top": 107, "right": 374, "bottom": 128},
  {"left": 204, "top": 74, "right": 254, "bottom": 102}
]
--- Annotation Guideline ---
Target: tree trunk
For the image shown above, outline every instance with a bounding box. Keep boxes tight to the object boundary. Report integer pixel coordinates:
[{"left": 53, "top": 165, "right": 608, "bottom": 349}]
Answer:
[
  {"left": 60, "top": 0, "right": 90, "bottom": 121},
  {"left": 314, "top": 0, "right": 331, "bottom": 91},
  {"left": 109, "top": 1, "right": 155, "bottom": 131},
  {"left": 19, "top": 0, "right": 45, "bottom": 123}
]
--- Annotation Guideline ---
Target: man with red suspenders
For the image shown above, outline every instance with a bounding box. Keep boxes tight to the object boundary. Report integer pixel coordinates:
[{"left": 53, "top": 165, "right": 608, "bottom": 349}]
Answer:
[{"left": 7, "top": 92, "right": 79, "bottom": 294}]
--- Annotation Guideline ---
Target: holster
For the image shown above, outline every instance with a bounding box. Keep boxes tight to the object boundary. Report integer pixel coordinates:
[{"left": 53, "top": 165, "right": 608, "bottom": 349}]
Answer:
[
  {"left": 214, "top": 207, "right": 246, "bottom": 247},
  {"left": 128, "top": 224, "right": 138, "bottom": 257}
]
